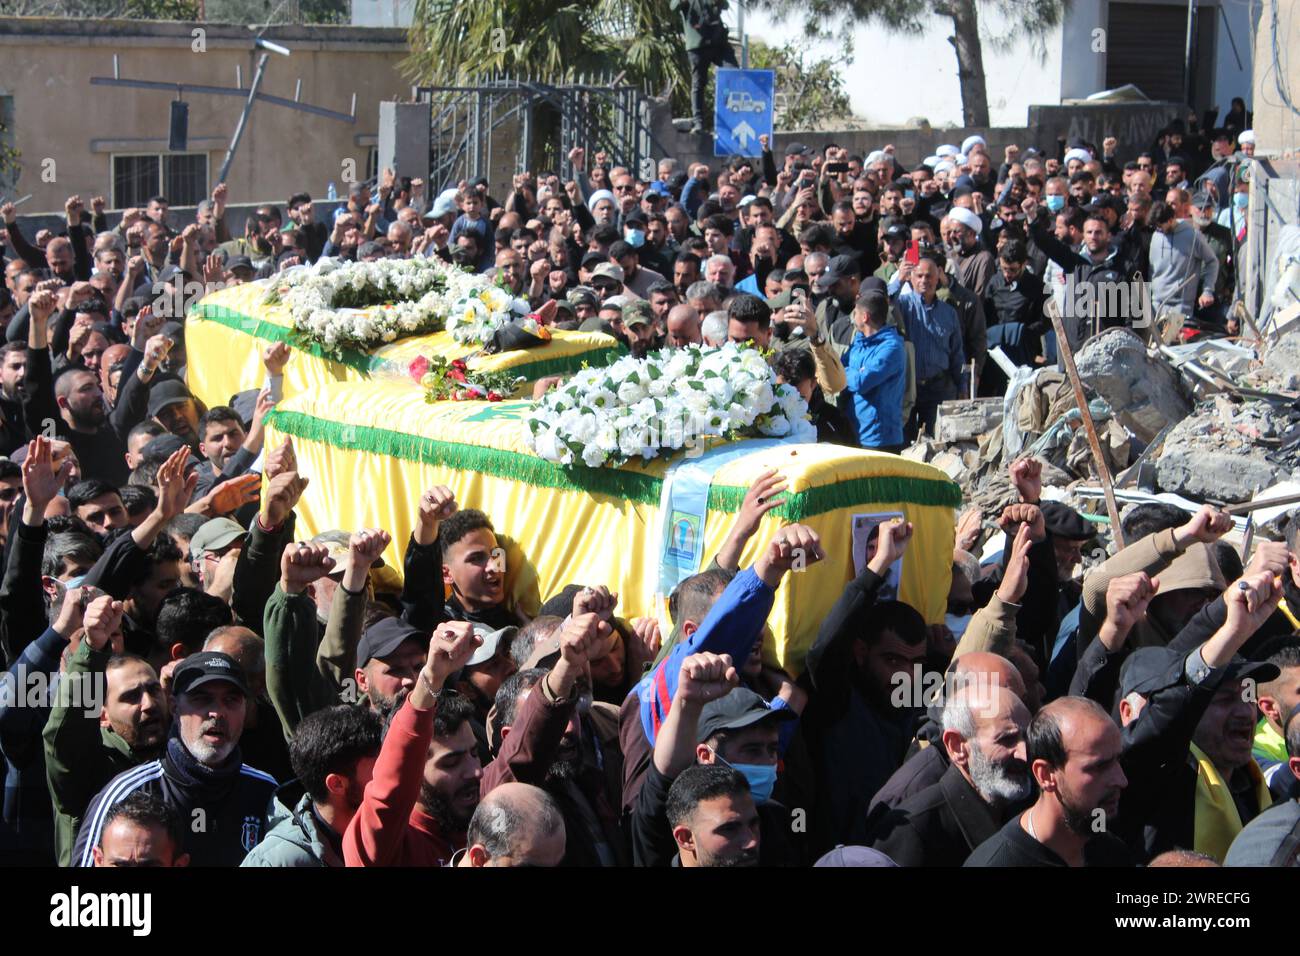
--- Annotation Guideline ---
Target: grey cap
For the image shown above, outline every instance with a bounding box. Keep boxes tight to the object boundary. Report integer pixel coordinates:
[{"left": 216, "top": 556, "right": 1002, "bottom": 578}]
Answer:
[
  {"left": 467, "top": 622, "right": 518, "bottom": 667},
  {"left": 189, "top": 517, "right": 246, "bottom": 562}
]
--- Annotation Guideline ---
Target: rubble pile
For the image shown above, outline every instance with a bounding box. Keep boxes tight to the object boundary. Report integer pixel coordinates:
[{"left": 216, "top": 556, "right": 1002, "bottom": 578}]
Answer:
[
  {"left": 1259, "top": 333, "right": 1300, "bottom": 391},
  {"left": 912, "top": 320, "right": 1300, "bottom": 525},
  {"left": 1155, "top": 398, "right": 1300, "bottom": 503}
]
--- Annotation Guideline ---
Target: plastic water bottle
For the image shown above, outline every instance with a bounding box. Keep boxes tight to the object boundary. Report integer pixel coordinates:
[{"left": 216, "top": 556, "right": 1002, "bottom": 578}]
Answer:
[{"left": 326, "top": 181, "right": 337, "bottom": 201}]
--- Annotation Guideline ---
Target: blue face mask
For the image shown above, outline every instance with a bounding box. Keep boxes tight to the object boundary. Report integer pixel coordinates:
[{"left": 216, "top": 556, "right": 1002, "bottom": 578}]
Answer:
[
  {"left": 710, "top": 746, "right": 778, "bottom": 803},
  {"left": 1045, "top": 194, "right": 1066, "bottom": 213},
  {"left": 1233, "top": 193, "right": 1249, "bottom": 209},
  {"left": 624, "top": 228, "right": 646, "bottom": 248},
  {"left": 731, "top": 762, "right": 777, "bottom": 804}
]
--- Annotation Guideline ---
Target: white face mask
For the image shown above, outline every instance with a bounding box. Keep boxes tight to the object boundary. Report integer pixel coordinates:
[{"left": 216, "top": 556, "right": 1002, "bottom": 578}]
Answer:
[{"left": 945, "top": 613, "right": 973, "bottom": 640}]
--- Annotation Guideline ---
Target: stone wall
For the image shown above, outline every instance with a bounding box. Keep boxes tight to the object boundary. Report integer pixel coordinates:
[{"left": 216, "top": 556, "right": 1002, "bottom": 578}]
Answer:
[{"left": 648, "top": 97, "right": 1187, "bottom": 174}]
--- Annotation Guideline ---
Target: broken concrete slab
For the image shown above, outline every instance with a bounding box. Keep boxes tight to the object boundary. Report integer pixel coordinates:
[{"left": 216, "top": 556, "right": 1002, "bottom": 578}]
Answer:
[
  {"left": 1248, "top": 480, "right": 1300, "bottom": 540},
  {"left": 1155, "top": 399, "right": 1298, "bottom": 503},
  {"left": 1262, "top": 331, "right": 1300, "bottom": 392},
  {"left": 935, "top": 398, "right": 1004, "bottom": 443},
  {"left": 1075, "top": 328, "right": 1193, "bottom": 444}
]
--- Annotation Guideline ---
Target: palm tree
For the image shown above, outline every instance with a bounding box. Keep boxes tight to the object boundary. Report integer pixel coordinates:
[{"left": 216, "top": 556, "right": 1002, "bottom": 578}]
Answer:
[{"left": 404, "top": 0, "right": 689, "bottom": 99}]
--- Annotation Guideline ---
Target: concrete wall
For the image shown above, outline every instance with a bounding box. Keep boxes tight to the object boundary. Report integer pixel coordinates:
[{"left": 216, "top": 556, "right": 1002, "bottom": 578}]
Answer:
[
  {"left": 650, "top": 98, "right": 1186, "bottom": 174},
  {"left": 1028, "top": 102, "right": 1184, "bottom": 156},
  {"left": 1251, "top": 0, "right": 1300, "bottom": 155},
  {"left": 0, "top": 17, "right": 411, "bottom": 215}
]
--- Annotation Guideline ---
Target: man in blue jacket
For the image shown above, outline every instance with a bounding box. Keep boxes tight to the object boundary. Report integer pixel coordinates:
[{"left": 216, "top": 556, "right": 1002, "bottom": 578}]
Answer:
[
  {"left": 839, "top": 289, "right": 907, "bottom": 453},
  {"left": 635, "top": 524, "right": 824, "bottom": 751}
]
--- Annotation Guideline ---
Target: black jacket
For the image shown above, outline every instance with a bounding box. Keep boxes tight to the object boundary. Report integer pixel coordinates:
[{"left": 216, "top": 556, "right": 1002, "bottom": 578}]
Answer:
[
  {"left": 72, "top": 735, "right": 277, "bottom": 867},
  {"left": 631, "top": 762, "right": 797, "bottom": 867},
  {"left": 867, "top": 763, "right": 1013, "bottom": 866},
  {"left": 808, "top": 386, "right": 858, "bottom": 447},
  {"left": 800, "top": 565, "right": 921, "bottom": 851},
  {"left": 0, "top": 515, "right": 48, "bottom": 666},
  {"left": 982, "top": 270, "right": 1046, "bottom": 333},
  {"left": 399, "top": 534, "right": 520, "bottom": 632},
  {"left": 1113, "top": 643, "right": 1267, "bottom": 862},
  {"left": 868, "top": 719, "right": 948, "bottom": 814},
  {"left": 21, "top": 346, "right": 131, "bottom": 487}
]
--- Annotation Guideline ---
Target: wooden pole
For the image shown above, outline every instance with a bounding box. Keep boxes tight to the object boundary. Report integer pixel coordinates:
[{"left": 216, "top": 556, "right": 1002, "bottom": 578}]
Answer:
[
  {"left": 1048, "top": 303, "right": 1127, "bottom": 549},
  {"left": 1225, "top": 491, "right": 1300, "bottom": 515}
]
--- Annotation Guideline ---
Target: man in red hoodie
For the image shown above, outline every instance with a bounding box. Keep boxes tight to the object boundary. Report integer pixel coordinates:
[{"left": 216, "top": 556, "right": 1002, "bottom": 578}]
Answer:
[{"left": 343, "top": 621, "right": 483, "bottom": 867}]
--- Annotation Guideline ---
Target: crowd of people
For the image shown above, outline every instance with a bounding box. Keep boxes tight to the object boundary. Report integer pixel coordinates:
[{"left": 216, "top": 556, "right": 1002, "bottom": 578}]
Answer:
[{"left": 0, "top": 105, "right": 1297, "bottom": 869}]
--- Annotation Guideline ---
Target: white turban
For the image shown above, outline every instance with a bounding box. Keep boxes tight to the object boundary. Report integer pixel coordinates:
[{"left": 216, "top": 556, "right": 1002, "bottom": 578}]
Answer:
[
  {"left": 1063, "top": 148, "right": 1091, "bottom": 165},
  {"left": 923, "top": 155, "right": 940, "bottom": 168},
  {"left": 961, "top": 135, "right": 987, "bottom": 154},
  {"left": 587, "top": 189, "right": 616, "bottom": 211},
  {"left": 936, "top": 144, "right": 959, "bottom": 157},
  {"left": 946, "top": 206, "right": 983, "bottom": 236},
  {"left": 1239, "top": 129, "right": 1256, "bottom": 145}
]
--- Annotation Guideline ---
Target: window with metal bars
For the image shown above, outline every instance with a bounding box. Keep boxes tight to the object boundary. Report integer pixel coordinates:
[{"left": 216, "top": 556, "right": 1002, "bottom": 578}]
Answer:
[{"left": 111, "top": 153, "right": 208, "bottom": 208}]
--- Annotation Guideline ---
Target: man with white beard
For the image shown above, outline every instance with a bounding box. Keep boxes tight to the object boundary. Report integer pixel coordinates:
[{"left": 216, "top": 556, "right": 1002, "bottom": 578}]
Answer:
[
  {"left": 72, "top": 598, "right": 278, "bottom": 866},
  {"left": 867, "top": 679, "right": 1032, "bottom": 866}
]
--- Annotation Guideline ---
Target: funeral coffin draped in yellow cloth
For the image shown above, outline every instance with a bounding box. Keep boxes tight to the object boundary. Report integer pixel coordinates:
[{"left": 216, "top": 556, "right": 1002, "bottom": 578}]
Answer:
[
  {"left": 184, "top": 280, "right": 620, "bottom": 408},
  {"left": 263, "top": 378, "right": 961, "bottom": 675}
]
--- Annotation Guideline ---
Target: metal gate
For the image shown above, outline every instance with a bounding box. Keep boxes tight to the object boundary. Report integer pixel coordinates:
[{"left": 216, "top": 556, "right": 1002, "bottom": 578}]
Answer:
[{"left": 415, "top": 75, "right": 671, "bottom": 190}]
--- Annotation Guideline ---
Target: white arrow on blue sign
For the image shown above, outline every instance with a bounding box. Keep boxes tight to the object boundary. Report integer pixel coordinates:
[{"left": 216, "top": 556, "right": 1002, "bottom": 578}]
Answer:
[{"left": 714, "top": 68, "right": 775, "bottom": 158}]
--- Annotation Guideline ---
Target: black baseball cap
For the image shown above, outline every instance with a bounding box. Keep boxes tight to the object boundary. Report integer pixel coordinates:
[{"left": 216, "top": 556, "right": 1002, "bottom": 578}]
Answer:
[
  {"left": 173, "top": 651, "right": 251, "bottom": 698},
  {"left": 1118, "top": 647, "right": 1183, "bottom": 699},
  {"left": 696, "top": 687, "right": 796, "bottom": 743},
  {"left": 815, "top": 254, "right": 860, "bottom": 292},
  {"left": 883, "top": 222, "right": 910, "bottom": 241},
  {"left": 1041, "top": 501, "right": 1094, "bottom": 541},
  {"left": 146, "top": 379, "right": 195, "bottom": 419},
  {"left": 226, "top": 255, "right": 255, "bottom": 274},
  {"left": 1223, "top": 656, "right": 1280, "bottom": 687},
  {"left": 357, "top": 617, "right": 425, "bottom": 668}
]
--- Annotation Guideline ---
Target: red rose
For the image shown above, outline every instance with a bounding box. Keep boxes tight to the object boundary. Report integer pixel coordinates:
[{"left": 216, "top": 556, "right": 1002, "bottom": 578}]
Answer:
[
  {"left": 451, "top": 359, "right": 468, "bottom": 371},
  {"left": 408, "top": 356, "right": 430, "bottom": 382},
  {"left": 448, "top": 368, "right": 466, "bottom": 383},
  {"left": 487, "top": 391, "right": 502, "bottom": 402}
]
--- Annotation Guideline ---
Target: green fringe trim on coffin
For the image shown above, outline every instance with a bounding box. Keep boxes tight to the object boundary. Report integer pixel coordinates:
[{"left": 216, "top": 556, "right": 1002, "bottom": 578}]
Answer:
[
  {"left": 268, "top": 409, "right": 964, "bottom": 517},
  {"left": 189, "top": 303, "right": 380, "bottom": 372},
  {"left": 189, "top": 303, "right": 621, "bottom": 383},
  {"left": 704, "top": 473, "right": 963, "bottom": 518},
  {"left": 269, "top": 409, "right": 664, "bottom": 503}
]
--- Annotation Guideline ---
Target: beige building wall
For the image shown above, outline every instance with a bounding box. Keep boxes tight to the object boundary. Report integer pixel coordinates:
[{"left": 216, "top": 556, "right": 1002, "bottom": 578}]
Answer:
[
  {"left": 0, "top": 17, "right": 413, "bottom": 214},
  {"left": 1251, "top": 0, "right": 1300, "bottom": 155}
]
